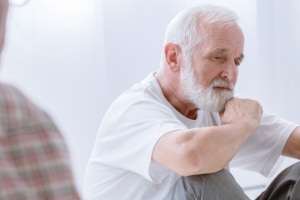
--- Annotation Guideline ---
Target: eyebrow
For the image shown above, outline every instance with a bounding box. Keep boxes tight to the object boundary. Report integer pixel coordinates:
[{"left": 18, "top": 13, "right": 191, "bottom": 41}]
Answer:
[{"left": 211, "top": 48, "right": 244, "bottom": 61}]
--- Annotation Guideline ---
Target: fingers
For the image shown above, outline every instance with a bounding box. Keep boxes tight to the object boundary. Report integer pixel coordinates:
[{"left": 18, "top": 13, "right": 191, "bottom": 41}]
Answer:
[{"left": 221, "top": 97, "right": 263, "bottom": 129}]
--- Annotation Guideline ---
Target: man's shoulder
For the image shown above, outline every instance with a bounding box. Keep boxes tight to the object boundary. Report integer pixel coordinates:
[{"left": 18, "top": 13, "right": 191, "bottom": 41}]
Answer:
[{"left": 123, "top": 72, "right": 162, "bottom": 100}]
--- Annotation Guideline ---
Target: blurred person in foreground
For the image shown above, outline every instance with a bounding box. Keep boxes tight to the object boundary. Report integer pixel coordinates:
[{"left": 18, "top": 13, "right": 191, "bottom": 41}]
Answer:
[
  {"left": 0, "top": 0, "right": 80, "bottom": 199},
  {"left": 84, "top": 4, "right": 300, "bottom": 200}
]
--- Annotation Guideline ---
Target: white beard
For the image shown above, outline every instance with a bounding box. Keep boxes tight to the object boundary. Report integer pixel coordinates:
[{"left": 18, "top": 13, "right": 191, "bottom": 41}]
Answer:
[{"left": 180, "top": 60, "right": 234, "bottom": 112}]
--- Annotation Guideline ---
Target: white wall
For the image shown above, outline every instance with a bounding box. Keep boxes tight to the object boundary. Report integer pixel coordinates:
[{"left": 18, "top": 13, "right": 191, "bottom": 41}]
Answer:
[
  {"left": 256, "top": 0, "right": 300, "bottom": 121},
  {"left": 1, "top": 0, "right": 103, "bottom": 196},
  {"left": 1, "top": 0, "right": 299, "bottom": 198}
]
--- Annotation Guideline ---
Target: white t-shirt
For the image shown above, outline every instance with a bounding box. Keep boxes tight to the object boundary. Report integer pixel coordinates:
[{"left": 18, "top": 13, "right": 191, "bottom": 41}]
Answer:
[{"left": 83, "top": 73, "right": 298, "bottom": 200}]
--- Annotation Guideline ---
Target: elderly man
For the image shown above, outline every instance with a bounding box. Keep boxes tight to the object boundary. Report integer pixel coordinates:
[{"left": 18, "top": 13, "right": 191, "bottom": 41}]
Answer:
[
  {"left": 84, "top": 4, "right": 300, "bottom": 200},
  {"left": 0, "top": 0, "right": 80, "bottom": 199}
]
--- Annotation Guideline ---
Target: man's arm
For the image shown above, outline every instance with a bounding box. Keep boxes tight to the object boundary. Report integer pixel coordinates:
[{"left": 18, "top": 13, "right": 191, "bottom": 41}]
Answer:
[
  {"left": 282, "top": 126, "right": 300, "bottom": 159},
  {"left": 152, "top": 98, "right": 263, "bottom": 176}
]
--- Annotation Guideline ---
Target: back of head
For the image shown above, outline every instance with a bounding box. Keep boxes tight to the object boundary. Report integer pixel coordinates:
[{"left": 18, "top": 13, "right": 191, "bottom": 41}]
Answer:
[{"left": 160, "top": 4, "right": 238, "bottom": 65}]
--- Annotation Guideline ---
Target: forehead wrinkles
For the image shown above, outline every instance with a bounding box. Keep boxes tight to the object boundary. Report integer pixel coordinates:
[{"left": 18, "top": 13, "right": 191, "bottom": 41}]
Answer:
[
  {"left": 197, "top": 23, "right": 244, "bottom": 55},
  {"left": 206, "top": 47, "right": 244, "bottom": 58}
]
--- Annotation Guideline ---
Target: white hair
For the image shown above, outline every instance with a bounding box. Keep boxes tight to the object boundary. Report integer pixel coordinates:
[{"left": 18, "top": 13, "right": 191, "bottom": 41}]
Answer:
[{"left": 160, "top": 4, "right": 238, "bottom": 66}]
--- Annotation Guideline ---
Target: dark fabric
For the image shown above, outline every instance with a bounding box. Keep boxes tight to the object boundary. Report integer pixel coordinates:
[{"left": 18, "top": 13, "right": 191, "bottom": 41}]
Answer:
[
  {"left": 172, "top": 169, "right": 250, "bottom": 200},
  {"left": 256, "top": 162, "right": 300, "bottom": 200},
  {"left": 171, "top": 162, "right": 300, "bottom": 200}
]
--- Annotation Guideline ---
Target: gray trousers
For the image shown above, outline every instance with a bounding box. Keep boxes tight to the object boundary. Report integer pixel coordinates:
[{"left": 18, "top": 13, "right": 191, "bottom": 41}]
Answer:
[{"left": 172, "top": 162, "right": 300, "bottom": 200}]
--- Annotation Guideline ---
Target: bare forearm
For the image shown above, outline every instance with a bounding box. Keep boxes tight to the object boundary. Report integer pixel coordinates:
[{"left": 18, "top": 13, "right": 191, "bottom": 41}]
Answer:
[
  {"left": 189, "top": 121, "right": 256, "bottom": 174},
  {"left": 152, "top": 98, "right": 262, "bottom": 176}
]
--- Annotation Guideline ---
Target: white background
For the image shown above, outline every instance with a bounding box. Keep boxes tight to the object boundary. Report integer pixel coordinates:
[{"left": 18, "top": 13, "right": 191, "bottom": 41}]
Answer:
[{"left": 1, "top": 0, "right": 300, "bottom": 199}]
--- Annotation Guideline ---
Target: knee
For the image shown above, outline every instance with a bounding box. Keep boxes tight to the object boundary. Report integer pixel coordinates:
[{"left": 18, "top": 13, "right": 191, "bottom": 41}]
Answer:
[
  {"left": 290, "top": 161, "right": 300, "bottom": 172},
  {"left": 291, "top": 161, "right": 300, "bottom": 168},
  {"left": 287, "top": 161, "right": 300, "bottom": 172},
  {"left": 172, "top": 169, "right": 248, "bottom": 200},
  {"left": 181, "top": 169, "right": 231, "bottom": 185},
  {"left": 174, "top": 169, "right": 236, "bottom": 194},
  {"left": 281, "top": 161, "right": 300, "bottom": 178},
  {"left": 172, "top": 170, "right": 227, "bottom": 199}
]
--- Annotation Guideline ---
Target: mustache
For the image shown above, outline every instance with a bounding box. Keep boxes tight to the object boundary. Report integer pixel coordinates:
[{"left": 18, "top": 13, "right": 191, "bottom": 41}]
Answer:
[{"left": 211, "top": 79, "right": 234, "bottom": 91}]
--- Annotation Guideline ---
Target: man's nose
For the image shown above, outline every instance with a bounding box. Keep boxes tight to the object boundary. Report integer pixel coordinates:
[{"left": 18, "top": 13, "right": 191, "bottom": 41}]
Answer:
[{"left": 220, "top": 62, "right": 238, "bottom": 83}]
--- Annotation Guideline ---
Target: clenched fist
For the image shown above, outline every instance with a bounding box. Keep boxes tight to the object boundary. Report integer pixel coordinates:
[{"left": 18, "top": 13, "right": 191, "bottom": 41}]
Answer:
[{"left": 220, "top": 98, "right": 263, "bottom": 132}]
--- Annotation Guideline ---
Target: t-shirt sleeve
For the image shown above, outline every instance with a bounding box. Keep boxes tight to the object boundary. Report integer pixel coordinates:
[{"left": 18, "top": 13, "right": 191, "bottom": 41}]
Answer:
[
  {"left": 230, "top": 112, "right": 299, "bottom": 177},
  {"left": 90, "top": 92, "right": 186, "bottom": 183}
]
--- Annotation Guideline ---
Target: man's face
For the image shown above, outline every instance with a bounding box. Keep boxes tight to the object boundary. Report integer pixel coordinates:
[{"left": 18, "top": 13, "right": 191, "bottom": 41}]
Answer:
[
  {"left": 180, "top": 23, "right": 244, "bottom": 112},
  {"left": 0, "top": 0, "right": 8, "bottom": 54},
  {"left": 180, "top": 59, "right": 234, "bottom": 112}
]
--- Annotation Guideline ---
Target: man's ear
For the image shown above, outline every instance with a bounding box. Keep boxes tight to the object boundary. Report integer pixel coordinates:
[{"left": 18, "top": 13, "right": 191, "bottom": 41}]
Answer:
[{"left": 164, "top": 43, "right": 182, "bottom": 72}]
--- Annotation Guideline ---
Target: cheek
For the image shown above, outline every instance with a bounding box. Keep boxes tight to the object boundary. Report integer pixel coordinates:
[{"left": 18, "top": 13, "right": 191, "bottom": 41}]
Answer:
[
  {"left": 193, "top": 70, "right": 215, "bottom": 88},
  {"left": 232, "top": 68, "right": 239, "bottom": 84},
  {"left": 193, "top": 67, "right": 221, "bottom": 88}
]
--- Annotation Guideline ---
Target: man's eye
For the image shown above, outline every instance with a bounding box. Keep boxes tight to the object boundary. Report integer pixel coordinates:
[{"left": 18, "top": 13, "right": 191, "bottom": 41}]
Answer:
[
  {"left": 234, "top": 59, "right": 241, "bottom": 66},
  {"left": 213, "top": 56, "right": 225, "bottom": 62}
]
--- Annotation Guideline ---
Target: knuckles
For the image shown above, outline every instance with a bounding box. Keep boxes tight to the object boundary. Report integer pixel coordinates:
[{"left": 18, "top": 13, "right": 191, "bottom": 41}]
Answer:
[{"left": 221, "top": 97, "right": 263, "bottom": 122}]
